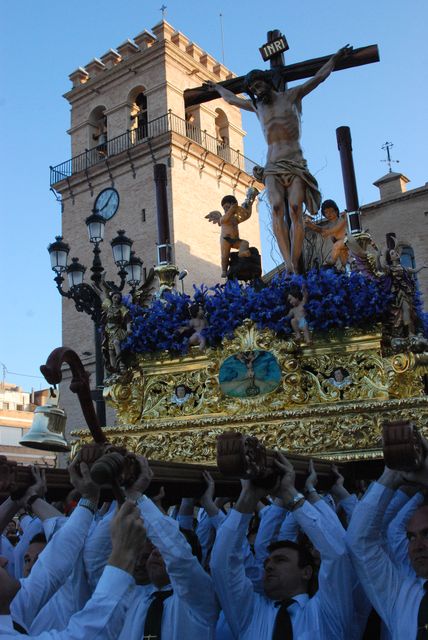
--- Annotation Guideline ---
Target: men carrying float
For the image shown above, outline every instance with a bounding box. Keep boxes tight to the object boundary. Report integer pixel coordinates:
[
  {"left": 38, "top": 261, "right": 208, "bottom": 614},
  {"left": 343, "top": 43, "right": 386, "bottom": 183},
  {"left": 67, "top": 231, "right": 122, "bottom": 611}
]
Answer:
[{"left": 206, "top": 45, "right": 352, "bottom": 273}]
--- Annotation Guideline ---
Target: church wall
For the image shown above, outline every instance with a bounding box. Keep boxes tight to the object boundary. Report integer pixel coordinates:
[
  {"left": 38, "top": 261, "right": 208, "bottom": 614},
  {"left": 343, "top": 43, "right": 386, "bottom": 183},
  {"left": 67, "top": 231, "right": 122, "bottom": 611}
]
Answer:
[{"left": 361, "top": 185, "right": 428, "bottom": 305}]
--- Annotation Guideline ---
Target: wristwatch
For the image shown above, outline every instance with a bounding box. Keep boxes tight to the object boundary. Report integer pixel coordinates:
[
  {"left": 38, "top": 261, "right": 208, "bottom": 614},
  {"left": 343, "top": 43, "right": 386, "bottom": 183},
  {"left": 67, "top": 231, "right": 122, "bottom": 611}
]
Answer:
[
  {"left": 26, "top": 494, "right": 41, "bottom": 515},
  {"left": 79, "top": 498, "right": 98, "bottom": 514},
  {"left": 285, "top": 492, "right": 305, "bottom": 511}
]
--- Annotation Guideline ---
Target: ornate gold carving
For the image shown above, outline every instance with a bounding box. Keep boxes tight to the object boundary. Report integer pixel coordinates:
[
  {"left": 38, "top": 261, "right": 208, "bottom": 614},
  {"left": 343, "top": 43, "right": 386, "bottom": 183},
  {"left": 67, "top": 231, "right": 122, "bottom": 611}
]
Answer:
[{"left": 87, "top": 322, "right": 428, "bottom": 464}]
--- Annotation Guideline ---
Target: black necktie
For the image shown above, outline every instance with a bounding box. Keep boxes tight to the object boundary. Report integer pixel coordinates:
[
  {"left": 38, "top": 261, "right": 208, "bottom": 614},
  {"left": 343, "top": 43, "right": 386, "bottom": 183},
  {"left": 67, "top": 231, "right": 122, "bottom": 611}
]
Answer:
[
  {"left": 417, "top": 582, "right": 428, "bottom": 640},
  {"left": 143, "top": 589, "right": 173, "bottom": 640},
  {"left": 272, "top": 599, "right": 295, "bottom": 640},
  {"left": 12, "top": 620, "right": 28, "bottom": 634}
]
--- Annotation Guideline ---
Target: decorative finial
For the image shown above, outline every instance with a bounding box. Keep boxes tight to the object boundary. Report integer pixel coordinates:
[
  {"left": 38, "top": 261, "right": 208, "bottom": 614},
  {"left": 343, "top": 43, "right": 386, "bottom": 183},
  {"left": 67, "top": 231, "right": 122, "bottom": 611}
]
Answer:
[
  {"left": 160, "top": 4, "right": 167, "bottom": 19},
  {"left": 381, "top": 141, "right": 400, "bottom": 173}
]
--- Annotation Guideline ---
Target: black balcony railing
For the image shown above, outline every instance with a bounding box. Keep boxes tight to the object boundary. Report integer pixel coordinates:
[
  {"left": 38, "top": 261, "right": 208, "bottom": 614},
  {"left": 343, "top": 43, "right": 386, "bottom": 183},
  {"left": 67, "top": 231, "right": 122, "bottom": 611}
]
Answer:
[{"left": 50, "top": 111, "right": 258, "bottom": 186}]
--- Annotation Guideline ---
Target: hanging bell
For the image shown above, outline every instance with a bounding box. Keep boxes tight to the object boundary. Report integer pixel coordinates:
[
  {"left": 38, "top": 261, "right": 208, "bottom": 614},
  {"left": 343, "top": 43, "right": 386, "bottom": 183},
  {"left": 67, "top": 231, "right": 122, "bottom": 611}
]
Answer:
[{"left": 20, "top": 388, "right": 70, "bottom": 452}]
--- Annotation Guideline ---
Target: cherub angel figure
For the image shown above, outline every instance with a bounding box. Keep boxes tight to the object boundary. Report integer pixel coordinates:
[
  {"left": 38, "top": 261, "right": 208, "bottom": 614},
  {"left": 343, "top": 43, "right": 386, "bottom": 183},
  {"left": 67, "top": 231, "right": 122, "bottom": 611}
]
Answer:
[
  {"left": 285, "top": 285, "right": 312, "bottom": 345},
  {"left": 305, "top": 199, "right": 348, "bottom": 268},
  {"left": 206, "top": 187, "right": 258, "bottom": 277},
  {"left": 177, "top": 303, "right": 208, "bottom": 350}
]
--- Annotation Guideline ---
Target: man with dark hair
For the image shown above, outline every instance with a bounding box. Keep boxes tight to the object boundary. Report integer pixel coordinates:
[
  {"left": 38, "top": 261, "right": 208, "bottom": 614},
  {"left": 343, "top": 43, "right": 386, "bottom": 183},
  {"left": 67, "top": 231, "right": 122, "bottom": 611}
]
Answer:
[
  {"left": 23, "top": 533, "right": 47, "bottom": 578},
  {"left": 210, "top": 453, "right": 354, "bottom": 639},
  {"left": 205, "top": 46, "right": 351, "bottom": 273}
]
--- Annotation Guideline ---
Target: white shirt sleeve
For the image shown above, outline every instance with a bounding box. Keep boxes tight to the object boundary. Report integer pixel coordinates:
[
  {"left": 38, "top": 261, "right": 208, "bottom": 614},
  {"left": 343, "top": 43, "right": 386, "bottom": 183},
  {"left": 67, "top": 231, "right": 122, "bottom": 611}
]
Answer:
[
  {"left": 137, "top": 496, "right": 218, "bottom": 626},
  {"left": 346, "top": 481, "right": 404, "bottom": 624},
  {"left": 210, "top": 508, "right": 256, "bottom": 638},
  {"left": 11, "top": 503, "right": 94, "bottom": 630},
  {"left": 294, "top": 500, "right": 354, "bottom": 638},
  {"left": 195, "top": 509, "right": 215, "bottom": 566},
  {"left": 83, "top": 508, "right": 115, "bottom": 593},
  {"left": 278, "top": 511, "right": 299, "bottom": 542},
  {"left": 254, "top": 504, "right": 287, "bottom": 566},
  {"left": 0, "top": 566, "right": 135, "bottom": 639},
  {"left": 387, "top": 491, "right": 424, "bottom": 574},
  {"left": 338, "top": 494, "right": 358, "bottom": 524}
]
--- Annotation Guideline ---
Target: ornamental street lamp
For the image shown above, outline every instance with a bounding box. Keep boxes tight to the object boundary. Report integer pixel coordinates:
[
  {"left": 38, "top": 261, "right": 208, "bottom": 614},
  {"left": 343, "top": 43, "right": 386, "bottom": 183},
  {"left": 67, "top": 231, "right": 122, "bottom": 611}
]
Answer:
[{"left": 48, "top": 223, "right": 144, "bottom": 426}]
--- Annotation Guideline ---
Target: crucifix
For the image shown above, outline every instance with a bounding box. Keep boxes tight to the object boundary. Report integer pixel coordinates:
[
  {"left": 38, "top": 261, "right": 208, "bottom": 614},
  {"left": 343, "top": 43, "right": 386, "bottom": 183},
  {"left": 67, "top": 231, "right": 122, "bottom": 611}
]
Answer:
[
  {"left": 381, "top": 141, "right": 400, "bottom": 173},
  {"left": 186, "top": 31, "right": 379, "bottom": 273}
]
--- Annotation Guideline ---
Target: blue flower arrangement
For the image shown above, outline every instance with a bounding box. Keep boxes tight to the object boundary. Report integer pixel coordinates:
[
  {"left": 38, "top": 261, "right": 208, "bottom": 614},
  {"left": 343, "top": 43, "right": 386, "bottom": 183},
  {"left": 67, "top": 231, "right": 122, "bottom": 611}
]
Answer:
[{"left": 123, "top": 268, "right": 405, "bottom": 356}]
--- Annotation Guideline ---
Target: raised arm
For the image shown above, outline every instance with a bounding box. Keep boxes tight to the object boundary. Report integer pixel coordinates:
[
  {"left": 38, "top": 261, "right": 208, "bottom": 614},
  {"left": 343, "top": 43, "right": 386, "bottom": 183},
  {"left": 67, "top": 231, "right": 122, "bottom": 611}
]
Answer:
[
  {"left": 10, "top": 459, "right": 100, "bottom": 629},
  {"left": 387, "top": 487, "right": 424, "bottom": 575},
  {"left": 0, "top": 501, "right": 142, "bottom": 640},
  {"left": 127, "top": 456, "right": 218, "bottom": 626},
  {"left": 204, "top": 80, "right": 256, "bottom": 112},
  {"left": 296, "top": 45, "right": 352, "bottom": 99},
  {"left": 346, "top": 468, "right": 406, "bottom": 624},
  {"left": 275, "top": 454, "right": 354, "bottom": 638}
]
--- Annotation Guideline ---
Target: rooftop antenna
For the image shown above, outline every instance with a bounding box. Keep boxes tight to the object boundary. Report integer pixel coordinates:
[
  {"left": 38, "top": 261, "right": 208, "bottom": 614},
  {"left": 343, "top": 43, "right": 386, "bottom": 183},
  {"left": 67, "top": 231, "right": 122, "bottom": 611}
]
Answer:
[
  {"left": 219, "top": 13, "right": 225, "bottom": 64},
  {"left": 160, "top": 4, "right": 167, "bottom": 19},
  {"left": 381, "top": 141, "right": 400, "bottom": 173},
  {"left": 0, "top": 362, "right": 6, "bottom": 390}
]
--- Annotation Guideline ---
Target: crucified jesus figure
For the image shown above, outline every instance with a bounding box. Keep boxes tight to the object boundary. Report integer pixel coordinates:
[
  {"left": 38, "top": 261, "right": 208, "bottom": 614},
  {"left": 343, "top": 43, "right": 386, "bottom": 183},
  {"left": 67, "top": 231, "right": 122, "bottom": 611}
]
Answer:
[{"left": 205, "top": 45, "right": 352, "bottom": 273}]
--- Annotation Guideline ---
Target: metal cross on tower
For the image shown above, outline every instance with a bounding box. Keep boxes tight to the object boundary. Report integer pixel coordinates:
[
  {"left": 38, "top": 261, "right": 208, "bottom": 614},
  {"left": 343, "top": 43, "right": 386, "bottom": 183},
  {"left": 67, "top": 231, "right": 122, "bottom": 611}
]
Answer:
[{"left": 381, "top": 141, "right": 400, "bottom": 173}]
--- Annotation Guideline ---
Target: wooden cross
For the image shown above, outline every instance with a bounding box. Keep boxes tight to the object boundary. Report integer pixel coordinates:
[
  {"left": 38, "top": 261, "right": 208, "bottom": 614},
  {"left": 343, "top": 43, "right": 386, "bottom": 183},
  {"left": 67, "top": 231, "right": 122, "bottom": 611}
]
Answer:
[{"left": 184, "top": 31, "right": 379, "bottom": 108}]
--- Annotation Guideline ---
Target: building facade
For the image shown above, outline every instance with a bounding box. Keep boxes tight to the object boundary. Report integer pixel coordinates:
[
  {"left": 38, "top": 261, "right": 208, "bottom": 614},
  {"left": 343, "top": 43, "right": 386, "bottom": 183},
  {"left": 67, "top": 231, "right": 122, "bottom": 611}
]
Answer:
[
  {"left": 0, "top": 384, "right": 56, "bottom": 465},
  {"left": 361, "top": 171, "right": 428, "bottom": 304}
]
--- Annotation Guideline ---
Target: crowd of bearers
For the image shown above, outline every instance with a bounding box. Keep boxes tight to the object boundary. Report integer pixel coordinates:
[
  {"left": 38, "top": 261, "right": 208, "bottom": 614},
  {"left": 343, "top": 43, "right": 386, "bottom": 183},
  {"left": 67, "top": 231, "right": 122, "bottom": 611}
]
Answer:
[{"left": 0, "top": 439, "right": 427, "bottom": 639}]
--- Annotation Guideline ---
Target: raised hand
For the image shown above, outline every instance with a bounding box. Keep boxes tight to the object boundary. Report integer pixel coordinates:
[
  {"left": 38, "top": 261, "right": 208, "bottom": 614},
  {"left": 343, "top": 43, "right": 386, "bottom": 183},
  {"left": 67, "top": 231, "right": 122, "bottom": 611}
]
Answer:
[
  {"left": 108, "top": 501, "right": 146, "bottom": 575},
  {"left": 21, "top": 466, "right": 47, "bottom": 506},
  {"left": 336, "top": 44, "right": 353, "bottom": 58},
  {"left": 401, "top": 437, "right": 428, "bottom": 488},
  {"left": 124, "top": 455, "right": 154, "bottom": 501},
  {"left": 305, "top": 459, "right": 318, "bottom": 493},
  {"left": 203, "top": 80, "right": 218, "bottom": 91},
  {"left": 69, "top": 457, "right": 100, "bottom": 504},
  {"left": 330, "top": 464, "right": 350, "bottom": 500},
  {"left": 274, "top": 452, "right": 295, "bottom": 492},
  {"left": 200, "top": 471, "right": 219, "bottom": 516}
]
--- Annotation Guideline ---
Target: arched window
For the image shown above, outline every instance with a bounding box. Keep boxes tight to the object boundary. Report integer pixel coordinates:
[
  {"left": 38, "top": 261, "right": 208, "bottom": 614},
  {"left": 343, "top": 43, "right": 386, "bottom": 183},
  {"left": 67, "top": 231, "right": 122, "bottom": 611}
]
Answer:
[
  {"left": 215, "top": 108, "right": 230, "bottom": 162},
  {"left": 129, "top": 89, "right": 148, "bottom": 141},
  {"left": 400, "top": 244, "right": 416, "bottom": 270},
  {"left": 88, "top": 106, "right": 107, "bottom": 157}
]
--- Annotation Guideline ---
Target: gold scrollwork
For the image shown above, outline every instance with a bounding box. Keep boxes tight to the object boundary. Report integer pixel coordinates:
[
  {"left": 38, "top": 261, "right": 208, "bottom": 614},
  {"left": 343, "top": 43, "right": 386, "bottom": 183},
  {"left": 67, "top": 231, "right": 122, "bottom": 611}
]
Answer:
[{"left": 95, "top": 322, "right": 427, "bottom": 462}]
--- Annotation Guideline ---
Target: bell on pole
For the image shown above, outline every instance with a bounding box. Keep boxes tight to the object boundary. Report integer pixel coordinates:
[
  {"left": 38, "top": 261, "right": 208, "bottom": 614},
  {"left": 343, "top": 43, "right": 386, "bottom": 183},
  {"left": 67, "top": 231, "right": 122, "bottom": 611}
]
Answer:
[{"left": 20, "top": 388, "right": 70, "bottom": 452}]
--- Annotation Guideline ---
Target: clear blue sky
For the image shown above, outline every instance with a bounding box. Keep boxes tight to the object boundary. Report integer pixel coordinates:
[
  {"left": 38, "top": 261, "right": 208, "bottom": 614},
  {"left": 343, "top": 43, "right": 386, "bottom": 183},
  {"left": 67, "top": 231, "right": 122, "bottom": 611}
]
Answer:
[{"left": 1, "top": 0, "right": 427, "bottom": 392}]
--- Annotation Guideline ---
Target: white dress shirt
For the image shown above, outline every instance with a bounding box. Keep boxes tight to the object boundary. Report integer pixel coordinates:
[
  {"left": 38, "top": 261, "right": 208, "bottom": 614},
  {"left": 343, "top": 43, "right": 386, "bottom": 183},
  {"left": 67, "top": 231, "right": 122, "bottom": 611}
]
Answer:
[
  {"left": 0, "top": 565, "right": 134, "bottom": 638},
  {"left": 211, "top": 502, "right": 354, "bottom": 640},
  {"left": 387, "top": 491, "right": 424, "bottom": 576},
  {"left": 117, "top": 495, "right": 219, "bottom": 640},
  {"left": 347, "top": 481, "right": 427, "bottom": 640},
  {"left": 10, "top": 502, "right": 95, "bottom": 631}
]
